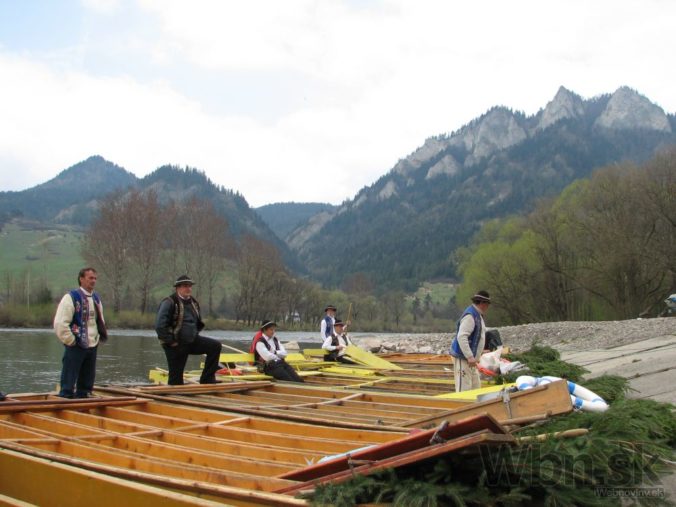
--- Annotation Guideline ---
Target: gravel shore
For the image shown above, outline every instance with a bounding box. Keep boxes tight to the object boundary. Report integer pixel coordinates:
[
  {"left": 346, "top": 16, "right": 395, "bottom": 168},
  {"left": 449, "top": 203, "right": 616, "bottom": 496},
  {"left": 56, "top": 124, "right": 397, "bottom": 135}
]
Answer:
[{"left": 353, "top": 317, "right": 676, "bottom": 355}]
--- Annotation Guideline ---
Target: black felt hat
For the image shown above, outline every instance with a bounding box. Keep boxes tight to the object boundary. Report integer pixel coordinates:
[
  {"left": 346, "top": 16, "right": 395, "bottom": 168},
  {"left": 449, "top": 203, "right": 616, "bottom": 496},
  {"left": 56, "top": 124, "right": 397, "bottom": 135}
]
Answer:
[
  {"left": 260, "top": 320, "right": 277, "bottom": 330},
  {"left": 471, "top": 290, "right": 491, "bottom": 304},
  {"left": 173, "top": 275, "right": 195, "bottom": 287},
  {"left": 324, "top": 305, "right": 337, "bottom": 312}
]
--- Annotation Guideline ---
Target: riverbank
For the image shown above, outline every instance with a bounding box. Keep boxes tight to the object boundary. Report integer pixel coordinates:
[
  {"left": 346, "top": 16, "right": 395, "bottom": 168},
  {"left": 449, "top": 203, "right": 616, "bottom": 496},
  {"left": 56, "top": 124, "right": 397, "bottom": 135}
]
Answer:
[{"left": 352, "top": 317, "right": 676, "bottom": 355}]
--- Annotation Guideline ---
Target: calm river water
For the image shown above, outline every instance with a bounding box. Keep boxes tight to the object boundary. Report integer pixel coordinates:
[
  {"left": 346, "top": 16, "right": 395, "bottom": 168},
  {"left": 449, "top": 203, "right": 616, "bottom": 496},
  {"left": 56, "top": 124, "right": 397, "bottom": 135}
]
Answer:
[{"left": 0, "top": 328, "right": 331, "bottom": 395}]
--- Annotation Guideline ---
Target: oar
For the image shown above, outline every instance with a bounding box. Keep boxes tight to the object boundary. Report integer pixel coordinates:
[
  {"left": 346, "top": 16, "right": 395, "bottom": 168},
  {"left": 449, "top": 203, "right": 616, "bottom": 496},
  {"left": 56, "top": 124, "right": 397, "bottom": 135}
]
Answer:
[{"left": 221, "top": 342, "right": 247, "bottom": 353}]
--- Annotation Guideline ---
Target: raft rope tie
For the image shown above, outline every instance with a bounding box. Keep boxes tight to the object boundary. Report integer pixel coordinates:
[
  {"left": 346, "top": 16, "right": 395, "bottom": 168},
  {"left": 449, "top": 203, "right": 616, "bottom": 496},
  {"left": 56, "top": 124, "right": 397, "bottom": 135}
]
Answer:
[
  {"left": 502, "top": 388, "right": 513, "bottom": 419},
  {"left": 429, "top": 420, "right": 450, "bottom": 445}
]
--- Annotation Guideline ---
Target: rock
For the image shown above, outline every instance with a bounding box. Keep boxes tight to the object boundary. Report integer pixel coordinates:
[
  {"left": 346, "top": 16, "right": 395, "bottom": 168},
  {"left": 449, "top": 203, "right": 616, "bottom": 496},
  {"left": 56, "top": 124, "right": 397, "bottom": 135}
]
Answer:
[{"left": 356, "top": 337, "right": 384, "bottom": 353}]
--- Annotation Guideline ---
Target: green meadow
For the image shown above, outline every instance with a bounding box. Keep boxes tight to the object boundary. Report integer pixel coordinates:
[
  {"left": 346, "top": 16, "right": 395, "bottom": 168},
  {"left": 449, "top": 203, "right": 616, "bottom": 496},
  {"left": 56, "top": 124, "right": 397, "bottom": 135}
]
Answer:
[{"left": 0, "top": 221, "right": 85, "bottom": 296}]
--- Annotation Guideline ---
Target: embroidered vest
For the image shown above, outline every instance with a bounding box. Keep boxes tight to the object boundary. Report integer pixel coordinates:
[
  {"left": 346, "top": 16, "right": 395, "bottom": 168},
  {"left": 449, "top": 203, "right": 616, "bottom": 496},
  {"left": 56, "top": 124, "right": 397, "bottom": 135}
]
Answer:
[
  {"left": 450, "top": 305, "right": 482, "bottom": 359},
  {"left": 69, "top": 289, "right": 107, "bottom": 349}
]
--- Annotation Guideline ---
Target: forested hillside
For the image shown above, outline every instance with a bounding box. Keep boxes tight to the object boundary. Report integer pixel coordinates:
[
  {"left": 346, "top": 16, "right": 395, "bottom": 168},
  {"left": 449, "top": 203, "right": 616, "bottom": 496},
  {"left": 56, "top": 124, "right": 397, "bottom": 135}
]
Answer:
[
  {"left": 256, "top": 202, "right": 336, "bottom": 240},
  {"left": 457, "top": 149, "right": 675, "bottom": 324},
  {"left": 0, "top": 156, "right": 137, "bottom": 226},
  {"left": 289, "top": 87, "right": 676, "bottom": 291}
]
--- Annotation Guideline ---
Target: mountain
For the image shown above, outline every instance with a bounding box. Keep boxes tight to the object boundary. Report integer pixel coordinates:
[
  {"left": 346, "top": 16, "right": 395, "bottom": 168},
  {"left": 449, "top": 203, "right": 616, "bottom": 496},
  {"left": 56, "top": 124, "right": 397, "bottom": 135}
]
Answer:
[
  {"left": 255, "top": 202, "right": 337, "bottom": 240},
  {"left": 288, "top": 86, "right": 676, "bottom": 290},
  {"left": 138, "top": 166, "right": 300, "bottom": 270},
  {"left": 0, "top": 157, "right": 299, "bottom": 270},
  {"left": 0, "top": 156, "right": 137, "bottom": 225}
]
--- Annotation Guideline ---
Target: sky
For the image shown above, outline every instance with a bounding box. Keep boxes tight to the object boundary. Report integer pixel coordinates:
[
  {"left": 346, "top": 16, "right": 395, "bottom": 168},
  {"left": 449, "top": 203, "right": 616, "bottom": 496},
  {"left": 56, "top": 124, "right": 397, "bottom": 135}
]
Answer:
[{"left": 0, "top": 0, "right": 674, "bottom": 207}]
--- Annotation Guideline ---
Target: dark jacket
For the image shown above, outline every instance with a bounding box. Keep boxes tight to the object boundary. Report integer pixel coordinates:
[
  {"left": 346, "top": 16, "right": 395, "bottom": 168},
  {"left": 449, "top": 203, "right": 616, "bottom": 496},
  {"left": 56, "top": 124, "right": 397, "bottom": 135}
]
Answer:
[{"left": 155, "top": 293, "right": 204, "bottom": 346}]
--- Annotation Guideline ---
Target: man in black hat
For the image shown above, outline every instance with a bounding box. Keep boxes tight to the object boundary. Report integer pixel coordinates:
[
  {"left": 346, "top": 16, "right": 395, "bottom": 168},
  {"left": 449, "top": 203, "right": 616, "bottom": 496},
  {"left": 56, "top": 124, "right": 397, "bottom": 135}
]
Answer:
[
  {"left": 449, "top": 290, "right": 491, "bottom": 392},
  {"left": 155, "top": 275, "right": 222, "bottom": 385},
  {"left": 320, "top": 305, "right": 337, "bottom": 342},
  {"left": 321, "top": 319, "right": 355, "bottom": 363},
  {"left": 250, "top": 320, "right": 303, "bottom": 382}
]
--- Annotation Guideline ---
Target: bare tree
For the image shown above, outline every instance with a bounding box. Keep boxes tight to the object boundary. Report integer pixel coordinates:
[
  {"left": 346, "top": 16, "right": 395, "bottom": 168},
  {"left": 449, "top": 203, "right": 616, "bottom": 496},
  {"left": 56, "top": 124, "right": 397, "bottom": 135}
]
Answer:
[
  {"left": 175, "top": 197, "right": 234, "bottom": 315},
  {"left": 125, "top": 190, "right": 165, "bottom": 314},
  {"left": 235, "top": 235, "right": 287, "bottom": 325},
  {"left": 82, "top": 192, "right": 130, "bottom": 313}
]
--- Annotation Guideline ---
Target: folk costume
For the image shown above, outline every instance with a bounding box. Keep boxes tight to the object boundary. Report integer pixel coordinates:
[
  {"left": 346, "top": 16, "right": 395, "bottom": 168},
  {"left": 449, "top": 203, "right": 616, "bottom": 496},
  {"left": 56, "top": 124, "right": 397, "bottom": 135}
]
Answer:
[
  {"left": 155, "top": 276, "right": 222, "bottom": 385},
  {"left": 449, "top": 292, "right": 490, "bottom": 392},
  {"left": 251, "top": 321, "right": 303, "bottom": 382},
  {"left": 320, "top": 305, "right": 337, "bottom": 341},
  {"left": 54, "top": 287, "right": 107, "bottom": 398},
  {"left": 321, "top": 319, "right": 354, "bottom": 363}
]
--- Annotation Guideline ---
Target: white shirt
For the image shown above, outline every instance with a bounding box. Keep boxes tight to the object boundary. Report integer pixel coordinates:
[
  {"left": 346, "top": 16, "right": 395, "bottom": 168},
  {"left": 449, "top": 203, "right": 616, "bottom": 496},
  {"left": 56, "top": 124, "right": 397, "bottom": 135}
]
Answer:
[
  {"left": 320, "top": 315, "right": 335, "bottom": 339},
  {"left": 255, "top": 335, "right": 288, "bottom": 363},
  {"left": 322, "top": 332, "right": 352, "bottom": 357}
]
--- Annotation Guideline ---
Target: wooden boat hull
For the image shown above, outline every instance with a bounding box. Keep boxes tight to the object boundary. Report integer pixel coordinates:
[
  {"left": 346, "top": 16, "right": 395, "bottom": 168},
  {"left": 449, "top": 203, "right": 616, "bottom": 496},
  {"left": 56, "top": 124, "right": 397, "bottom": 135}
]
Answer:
[
  {"left": 0, "top": 395, "right": 406, "bottom": 504},
  {"left": 0, "top": 448, "right": 243, "bottom": 507},
  {"left": 0, "top": 395, "right": 517, "bottom": 503}
]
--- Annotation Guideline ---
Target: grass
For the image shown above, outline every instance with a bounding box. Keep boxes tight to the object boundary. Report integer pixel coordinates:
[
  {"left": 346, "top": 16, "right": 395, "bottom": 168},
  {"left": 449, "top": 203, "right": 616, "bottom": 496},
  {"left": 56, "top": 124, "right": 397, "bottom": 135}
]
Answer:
[
  {"left": 0, "top": 220, "right": 86, "bottom": 296},
  {"left": 412, "top": 281, "right": 457, "bottom": 307}
]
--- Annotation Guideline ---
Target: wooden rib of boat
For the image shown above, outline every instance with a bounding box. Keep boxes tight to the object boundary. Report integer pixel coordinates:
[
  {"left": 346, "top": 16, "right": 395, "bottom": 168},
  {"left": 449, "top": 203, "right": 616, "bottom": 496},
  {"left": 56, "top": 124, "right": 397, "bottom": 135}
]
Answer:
[
  {"left": 0, "top": 395, "right": 512, "bottom": 505},
  {"left": 100, "top": 378, "right": 573, "bottom": 430}
]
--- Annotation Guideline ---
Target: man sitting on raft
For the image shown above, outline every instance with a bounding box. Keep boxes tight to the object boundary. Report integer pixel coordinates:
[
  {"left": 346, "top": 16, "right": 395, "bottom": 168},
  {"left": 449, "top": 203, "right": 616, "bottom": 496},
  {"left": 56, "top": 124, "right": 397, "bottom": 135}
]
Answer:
[
  {"left": 250, "top": 320, "right": 304, "bottom": 382},
  {"left": 322, "top": 319, "right": 356, "bottom": 363}
]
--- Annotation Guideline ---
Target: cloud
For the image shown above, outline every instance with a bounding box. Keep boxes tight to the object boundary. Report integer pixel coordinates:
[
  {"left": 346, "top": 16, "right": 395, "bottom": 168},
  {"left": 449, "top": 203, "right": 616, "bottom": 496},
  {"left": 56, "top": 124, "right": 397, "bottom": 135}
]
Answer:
[
  {"left": 1, "top": 0, "right": 675, "bottom": 207},
  {"left": 80, "top": 0, "right": 121, "bottom": 15}
]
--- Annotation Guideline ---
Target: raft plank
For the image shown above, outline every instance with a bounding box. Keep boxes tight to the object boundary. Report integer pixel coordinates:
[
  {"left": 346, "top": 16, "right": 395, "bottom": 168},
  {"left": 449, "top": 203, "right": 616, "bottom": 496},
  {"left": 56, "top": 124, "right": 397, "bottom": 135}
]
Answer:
[
  {"left": 343, "top": 345, "right": 403, "bottom": 370},
  {"left": 0, "top": 448, "right": 235, "bottom": 507}
]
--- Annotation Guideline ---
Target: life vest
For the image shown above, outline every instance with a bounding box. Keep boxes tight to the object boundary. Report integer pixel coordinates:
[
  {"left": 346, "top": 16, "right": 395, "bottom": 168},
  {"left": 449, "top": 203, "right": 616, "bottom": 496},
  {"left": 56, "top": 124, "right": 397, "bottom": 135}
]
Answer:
[
  {"left": 449, "top": 305, "right": 482, "bottom": 359},
  {"left": 69, "top": 289, "right": 107, "bottom": 349}
]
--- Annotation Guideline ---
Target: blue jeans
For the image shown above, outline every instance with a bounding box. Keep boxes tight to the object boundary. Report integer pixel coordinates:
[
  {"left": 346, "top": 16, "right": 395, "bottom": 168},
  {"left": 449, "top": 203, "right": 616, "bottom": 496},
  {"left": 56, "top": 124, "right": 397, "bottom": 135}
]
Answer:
[{"left": 59, "top": 345, "right": 98, "bottom": 398}]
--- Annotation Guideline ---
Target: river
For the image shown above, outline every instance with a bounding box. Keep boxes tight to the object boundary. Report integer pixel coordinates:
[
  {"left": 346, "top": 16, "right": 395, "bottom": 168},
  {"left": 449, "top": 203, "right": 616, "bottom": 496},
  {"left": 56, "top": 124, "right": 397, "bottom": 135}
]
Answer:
[{"left": 0, "top": 328, "right": 333, "bottom": 394}]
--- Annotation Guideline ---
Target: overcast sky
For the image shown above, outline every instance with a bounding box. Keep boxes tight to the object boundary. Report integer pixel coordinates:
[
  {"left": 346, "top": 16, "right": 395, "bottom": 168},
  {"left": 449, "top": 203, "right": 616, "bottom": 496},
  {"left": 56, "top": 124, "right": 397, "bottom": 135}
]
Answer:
[{"left": 0, "top": 0, "right": 674, "bottom": 207}]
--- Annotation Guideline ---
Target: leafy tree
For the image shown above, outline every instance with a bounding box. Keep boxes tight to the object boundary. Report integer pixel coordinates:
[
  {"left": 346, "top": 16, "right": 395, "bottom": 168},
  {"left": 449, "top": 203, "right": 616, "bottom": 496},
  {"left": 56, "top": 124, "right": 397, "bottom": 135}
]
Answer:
[{"left": 457, "top": 150, "right": 676, "bottom": 323}]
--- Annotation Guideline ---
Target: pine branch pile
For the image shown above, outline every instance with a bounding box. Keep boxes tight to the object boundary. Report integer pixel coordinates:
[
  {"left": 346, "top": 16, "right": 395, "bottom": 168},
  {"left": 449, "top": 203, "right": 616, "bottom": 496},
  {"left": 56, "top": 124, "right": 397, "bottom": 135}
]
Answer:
[{"left": 308, "top": 349, "right": 676, "bottom": 506}]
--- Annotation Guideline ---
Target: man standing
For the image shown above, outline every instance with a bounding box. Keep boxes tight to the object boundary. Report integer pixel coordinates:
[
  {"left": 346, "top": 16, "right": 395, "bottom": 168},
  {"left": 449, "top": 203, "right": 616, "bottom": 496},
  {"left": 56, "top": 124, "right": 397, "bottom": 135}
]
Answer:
[
  {"left": 449, "top": 291, "right": 491, "bottom": 392},
  {"left": 320, "top": 305, "right": 337, "bottom": 342},
  {"left": 53, "top": 267, "right": 107, "bottom": 398},
  {"left": 155, "top": 275, "right": 222, "bottom": 385},
  {"left": 251, "top": 320, "right": 304, "bottom": 382}
]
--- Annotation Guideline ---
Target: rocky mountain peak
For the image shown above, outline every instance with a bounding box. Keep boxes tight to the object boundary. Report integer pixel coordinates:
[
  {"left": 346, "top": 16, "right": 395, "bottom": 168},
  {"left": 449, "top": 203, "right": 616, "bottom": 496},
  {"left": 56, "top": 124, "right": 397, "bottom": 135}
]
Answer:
[
  {"left": 392, "top": 137, "right": 447, "bottom": 176},
  {"left": 537, "top": 86, "right": 585, "bottom": 130},
  {"left": 462, "top": 107, "right": 527, "bottom": 164},
  {"left": 594, "top": 87, "right": 671, "bottom": 132}
]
